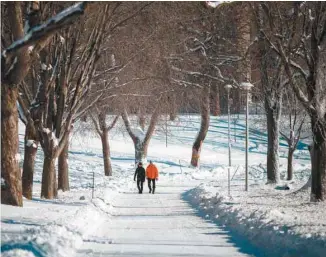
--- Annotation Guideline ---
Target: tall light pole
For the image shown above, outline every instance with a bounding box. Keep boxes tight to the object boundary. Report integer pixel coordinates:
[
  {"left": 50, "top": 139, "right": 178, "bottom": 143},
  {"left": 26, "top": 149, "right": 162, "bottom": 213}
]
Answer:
[
  {"left": 166, "top": 114, "right": 168, "bottom": 148},
  {"left": 225, "top": 84, "right": 232, "bottom": 196},
  {"left": 240, "top": 82, "right": 254, "bottom": 192}
]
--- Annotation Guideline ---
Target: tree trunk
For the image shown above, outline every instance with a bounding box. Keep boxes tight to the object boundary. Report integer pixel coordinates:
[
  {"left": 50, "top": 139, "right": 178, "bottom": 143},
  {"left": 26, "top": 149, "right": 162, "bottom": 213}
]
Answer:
[
  {"left": 41, "top": 154, "right": 57, "bottom": 199},
  {"left": 310, "top": 122, "right": 326, "bottom": 201},
  {"left": 191, "top": 85, "right": 210, "bottom": 167},
  {"left": 211, "top": 83, "right": 220, "bottom": 116},
  {"left": 235, "top": 2, "right": 251, "bottom": 115},
  {"left": 22, "top": 144, "right": 38, "bottom": 199},
  {"left": 122, "top": 105, "right": 159, "bottom": 166},
  {"left": 22, "top": 121, "right": 39, "bottom": 199},
  {"left": 58, "top": 140, "right": 69, "bottom": 191},
  {"left": 265, "top": 99, "right": 281, "bottom": 184},
  {"left": 134, "top": 139, "right": 148, "bottom": 164},
  {"left": 169, "top": 94, "right": 177, "bottom": 121},
  {"left": 169, "top": 112, "right": 177, "bottom": 121},
  {"left": 101, "top": 130, "right": 113, "bottom": 176},
  {"left": 287, "top": 148, "right": 294, "bottom": 181},
  {"left": 1, "top": 83, "right": 23, "bottom": 206}
]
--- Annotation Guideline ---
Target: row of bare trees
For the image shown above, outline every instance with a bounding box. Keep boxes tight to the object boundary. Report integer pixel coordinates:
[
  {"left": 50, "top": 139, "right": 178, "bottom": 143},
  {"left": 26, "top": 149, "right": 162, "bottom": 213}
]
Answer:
[
  {"left": 1, "top": 1, "right": 325, "bottom": 207},
  {"left": 167, "top": 1, "right": 326, "bottom": 202},
  {"left": 1, "top": 1, "right": 154, "bottom": 206},
  {"left": 249, "top": 2, "right": 326, "bottom": 201},
  {"left": 1, "top": 1, "right": 91, "bottom": 206}
]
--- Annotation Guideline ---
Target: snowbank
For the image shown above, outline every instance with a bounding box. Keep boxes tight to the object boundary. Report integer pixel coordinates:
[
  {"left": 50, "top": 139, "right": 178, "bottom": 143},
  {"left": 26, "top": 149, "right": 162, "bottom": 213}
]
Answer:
[
  {"left": 1, "top": 195, "right": 106, "bottom": 257},
  {"left": 185, "top": 185, "right": 326, "bottom": 257}
]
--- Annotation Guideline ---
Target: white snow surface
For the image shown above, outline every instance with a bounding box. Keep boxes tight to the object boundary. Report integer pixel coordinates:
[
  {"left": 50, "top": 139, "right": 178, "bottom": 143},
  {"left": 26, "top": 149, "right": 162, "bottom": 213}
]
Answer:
[
  {"left": 42, "top": 128, "right": 51, "bottom": 134},
  {"left": 26, "top": 140, "right": 37, "bottom": 148},
  {"left": 1, "top": 115, "right": 325, "bottom": 257}
]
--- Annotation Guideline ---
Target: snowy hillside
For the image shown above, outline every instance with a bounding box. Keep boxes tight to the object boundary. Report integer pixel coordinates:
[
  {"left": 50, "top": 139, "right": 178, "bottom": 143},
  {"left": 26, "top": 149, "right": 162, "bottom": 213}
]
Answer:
[{"left": 1, "top": 115, "right": 325, "bottom": 257}]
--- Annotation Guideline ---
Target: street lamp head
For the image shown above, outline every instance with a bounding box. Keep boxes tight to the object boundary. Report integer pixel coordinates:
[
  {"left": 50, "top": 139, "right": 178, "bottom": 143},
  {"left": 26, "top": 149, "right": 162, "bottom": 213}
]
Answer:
[{"left": 240, "top": 82, "right": 254, "bottom": 91}]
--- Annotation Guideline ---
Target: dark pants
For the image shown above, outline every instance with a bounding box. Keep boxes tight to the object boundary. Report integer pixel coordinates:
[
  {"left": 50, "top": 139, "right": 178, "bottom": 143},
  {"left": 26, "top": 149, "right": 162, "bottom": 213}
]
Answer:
[
  {"left": 137, "top": 180, "right": 144, "bottom": 193},
  {"left": 148, "top": 179, "right": 156, "bottom": 193}
]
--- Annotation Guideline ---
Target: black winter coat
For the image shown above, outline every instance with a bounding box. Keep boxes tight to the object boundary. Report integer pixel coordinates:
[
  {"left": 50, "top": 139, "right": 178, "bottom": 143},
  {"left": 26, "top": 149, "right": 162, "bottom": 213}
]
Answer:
[{"left": 134, "top": 167, "right": 146, "bottom": 182}]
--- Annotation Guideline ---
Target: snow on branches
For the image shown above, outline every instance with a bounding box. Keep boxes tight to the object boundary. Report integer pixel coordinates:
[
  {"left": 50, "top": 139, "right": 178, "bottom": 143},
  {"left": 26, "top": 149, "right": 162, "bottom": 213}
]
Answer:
[{"left": 2, "top": 2, "right": 87, "bottom": 59}]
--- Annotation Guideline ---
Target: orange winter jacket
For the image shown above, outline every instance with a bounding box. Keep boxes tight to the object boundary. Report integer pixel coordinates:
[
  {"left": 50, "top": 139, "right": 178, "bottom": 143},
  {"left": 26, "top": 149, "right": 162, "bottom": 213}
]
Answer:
[{"left": 146, "top": 164, "right": 159, "bottom": 179}]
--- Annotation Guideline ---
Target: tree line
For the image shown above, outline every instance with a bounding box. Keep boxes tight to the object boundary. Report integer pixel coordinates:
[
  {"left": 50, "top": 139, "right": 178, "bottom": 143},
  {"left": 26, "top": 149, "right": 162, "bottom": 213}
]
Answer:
[{"left": 1, "top": 1, "right": 325, "bottom": 207}]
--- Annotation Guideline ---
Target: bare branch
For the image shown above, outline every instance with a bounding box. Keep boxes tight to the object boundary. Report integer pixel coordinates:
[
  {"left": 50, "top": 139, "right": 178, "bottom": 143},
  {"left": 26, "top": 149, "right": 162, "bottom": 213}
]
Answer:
[
  {"left": 107, "top": 115, "right": 119, "bottom": 131},
  {"left": 3, "top": 2, "right": 88, "bottom": 57},
  {"left": 89, "top": 111, "right": 102, "bottom": 136}
]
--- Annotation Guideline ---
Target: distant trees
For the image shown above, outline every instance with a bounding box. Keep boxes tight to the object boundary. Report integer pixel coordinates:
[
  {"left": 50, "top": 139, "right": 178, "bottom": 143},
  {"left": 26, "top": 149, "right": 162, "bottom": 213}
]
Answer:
[
  {"left": 280, "top": 90, "right": 309, "bottom": 181},
  {"left": 168, "top": 2, "right": 242, "bottom": 167},
  {"left": 90, "top": 109, "right": 119, "bottom": 176},
  {"left": 2, "top": 1, "right": 324, "bottom": 206}
]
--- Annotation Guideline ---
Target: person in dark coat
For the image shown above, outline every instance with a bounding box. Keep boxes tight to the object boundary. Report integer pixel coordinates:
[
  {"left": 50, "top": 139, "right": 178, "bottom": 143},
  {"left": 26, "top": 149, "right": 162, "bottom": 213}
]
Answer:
[{"left": 134, "top": 162, "right": 145, "bottom": 194}]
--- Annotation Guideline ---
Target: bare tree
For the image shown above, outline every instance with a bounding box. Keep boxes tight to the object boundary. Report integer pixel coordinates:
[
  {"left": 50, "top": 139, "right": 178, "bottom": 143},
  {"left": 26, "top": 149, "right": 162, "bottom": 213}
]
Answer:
[
  {"left": 251, "top": 8, "right": 285, "bottom": 184},
  {"left": 1, "top": 2, "right": 88, "bottom": 206},
  {"left": 121, "top": 99, "right": 162, "bottom": 164},
  {"left": 168, "top": 2, "right": 242, "bottom": 167},
  {"left": 41, "top": 5, "right": 108, "bottom": 198},
  {"left": 256, "top": 2, "right": 326, "bottom": 201},
  {"left": 280, "top": 90, "right": 309, "bottom": 181},
  {"left": 90, "top": 109, "right": 119, "bottom": 176},
  {"left": 191, "top": 83, "right": 211, "bottom": 167}
]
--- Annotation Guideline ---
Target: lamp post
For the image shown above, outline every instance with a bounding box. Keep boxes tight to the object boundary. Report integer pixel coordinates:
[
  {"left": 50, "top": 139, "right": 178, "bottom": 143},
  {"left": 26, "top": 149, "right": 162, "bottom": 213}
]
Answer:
[
  {"left": 240, "top": 82, "right": 254, "bottom": 191},
  {"left": 225, "top": 84, "right": 232, "bottom": 196},
  {"left": 166, "top": 114, "right": 168, "bottom": 148}
]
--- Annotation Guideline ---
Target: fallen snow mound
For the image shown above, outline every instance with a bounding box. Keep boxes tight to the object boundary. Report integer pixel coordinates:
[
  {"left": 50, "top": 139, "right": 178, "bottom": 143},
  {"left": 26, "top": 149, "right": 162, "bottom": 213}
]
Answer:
[
  {"left": 185, "top": 186, "right": 326, "bottom": 257},
  {"left": 1, "top": 203, "right": 105, "bottom": 257}
]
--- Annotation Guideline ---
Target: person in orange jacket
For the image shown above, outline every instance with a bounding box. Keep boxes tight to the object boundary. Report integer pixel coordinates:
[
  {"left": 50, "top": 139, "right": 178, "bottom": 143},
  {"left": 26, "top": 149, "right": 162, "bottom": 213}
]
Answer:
[{"left": 146, "top": 160, "right": 159, "bottom": 194}]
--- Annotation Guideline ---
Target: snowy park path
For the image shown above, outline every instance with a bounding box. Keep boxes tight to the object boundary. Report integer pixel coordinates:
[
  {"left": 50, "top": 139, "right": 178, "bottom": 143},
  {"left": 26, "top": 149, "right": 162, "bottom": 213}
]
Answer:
[{"left": 77, "top": 183, "right": 254, "bottom": 257}]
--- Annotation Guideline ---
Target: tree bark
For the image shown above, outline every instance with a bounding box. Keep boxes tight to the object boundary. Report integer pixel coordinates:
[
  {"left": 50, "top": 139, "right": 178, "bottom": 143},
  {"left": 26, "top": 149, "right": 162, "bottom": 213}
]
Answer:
[
  {"left": 41, "top": 155, "right": 57, "bottom": 199},
  {"left": 101, "top": 129, "right": 113, "bottom": 176},
  {"left": 235, "top": 2, "right": 251, "bottom": 115},
  {"left": 134, "top": 139, "right": 148, "bottom": 164},
  {"left": 1, "top": 83, "right": 22, "bottom": 206},
  {"left": 310, "top": 120, "right": 326, "bottom": 201},
  {"left": 211, "top": 83, "right": 220, "bottom": 116},
  {"left": 58, "top": 140, "right": 69, "bottom": 191},
  {"left": 191, "top": 85, "right": 210, "bottom": 167},
  {"left": 265, "top": 98, "right": 281, "bottom": 184},
  {"left": 169, "top": 112, "right": 177, "bottom": 121},
  {"left": 22, "top": 122, "right": 38, "bottom": 199},
  {"left": 169, "top": 94, "right": 177, "bottom": 121},
  {"left": 287, "top": 148, "right": 294, "bottom": 181},
  {"left": 1, "top": 2, "right": 26, "bottom": 207}
]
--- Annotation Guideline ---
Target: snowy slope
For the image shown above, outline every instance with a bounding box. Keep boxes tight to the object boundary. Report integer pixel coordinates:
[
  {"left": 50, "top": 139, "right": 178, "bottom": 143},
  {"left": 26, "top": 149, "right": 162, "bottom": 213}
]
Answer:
[{"left": 1, "top": 115, "right": 324, "bottom": 257}]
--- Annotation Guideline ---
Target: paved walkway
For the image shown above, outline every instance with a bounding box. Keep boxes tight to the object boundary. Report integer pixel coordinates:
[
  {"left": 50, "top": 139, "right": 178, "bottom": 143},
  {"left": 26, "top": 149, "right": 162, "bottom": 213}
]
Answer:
[{"left": 77, "top": 184, "right": 252, "bottom": 257}]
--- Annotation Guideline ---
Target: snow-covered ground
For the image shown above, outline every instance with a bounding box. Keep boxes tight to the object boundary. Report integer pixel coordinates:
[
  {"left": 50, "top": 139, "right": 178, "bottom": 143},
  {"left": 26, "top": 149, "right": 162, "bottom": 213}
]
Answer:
[{"left": 1, "top": 115, "right": 325, "bottom": 257}]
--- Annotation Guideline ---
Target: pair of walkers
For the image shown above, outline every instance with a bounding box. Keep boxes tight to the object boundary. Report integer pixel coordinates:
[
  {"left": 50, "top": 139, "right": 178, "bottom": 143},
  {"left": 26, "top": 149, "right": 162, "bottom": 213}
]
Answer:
[{"left": 134, "top": 161, "right": 159, "bottom": 194}]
